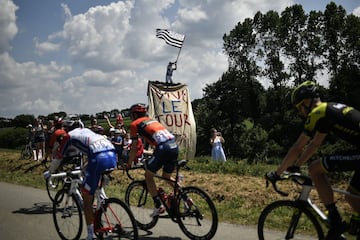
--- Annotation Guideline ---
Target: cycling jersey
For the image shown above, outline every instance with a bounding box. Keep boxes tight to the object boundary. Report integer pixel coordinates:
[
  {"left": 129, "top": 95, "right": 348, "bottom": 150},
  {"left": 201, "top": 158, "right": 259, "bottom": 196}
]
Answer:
[
  {"left": 130, "top": 117, "right": 175, "bottom": 145},
  {"left": 60, "top": 128, "right": 116, "bottom": 195},
  {"left": 304, "top": 102, "right": 360, "bottom": 147},
  {"left": 48, "top": 128, "right": 66, "bottom": 159},
  {"left": 130, "top": 117, "right": 178, "bottom": 173},
  {"left": 305, "top": 102, "right": 360, "bottom": 192},
  {"left": 63, "top": 128, "right": 115, "bottom": 155}
]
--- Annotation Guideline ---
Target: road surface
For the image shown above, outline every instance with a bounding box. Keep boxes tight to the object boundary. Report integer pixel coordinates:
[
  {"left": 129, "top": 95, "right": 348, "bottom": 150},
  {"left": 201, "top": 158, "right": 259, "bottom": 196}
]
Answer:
[{"left": 0, "top": 181, "right": 260, "bottom": 239}]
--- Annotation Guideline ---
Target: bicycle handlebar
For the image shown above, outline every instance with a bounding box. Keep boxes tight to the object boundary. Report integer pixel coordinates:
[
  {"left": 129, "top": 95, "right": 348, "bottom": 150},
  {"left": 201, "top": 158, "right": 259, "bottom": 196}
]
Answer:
[
  {"left": 50, "top": 169, "right": 82, "bottom": 179},
  {"left": 266, "top": 172, "right": 313, "bottom": 197}
]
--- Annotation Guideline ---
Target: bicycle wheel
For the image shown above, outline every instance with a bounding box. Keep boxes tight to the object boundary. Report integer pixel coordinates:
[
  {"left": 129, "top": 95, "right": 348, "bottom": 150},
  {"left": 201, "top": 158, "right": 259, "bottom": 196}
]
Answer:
[
  {"left": 124, "top": 180, "right": 158, "bottom": 230},
  {"left": 46, "top": 177, "right": 63, "bottom": 202},
  {"left": 258, "top": 200, "right": 324, "bottom": 240},
  {"left": 94, "top": 197, "right": 138, "bottom": 240},
  {"left": 21, "top": 147, "right": 32, "bottom": 159},
  {"left": 176, "top": 186, "right": 218, "bottom": 240},
  {"left": 53, "top": 189, "right": 83, "bottom": 240}
]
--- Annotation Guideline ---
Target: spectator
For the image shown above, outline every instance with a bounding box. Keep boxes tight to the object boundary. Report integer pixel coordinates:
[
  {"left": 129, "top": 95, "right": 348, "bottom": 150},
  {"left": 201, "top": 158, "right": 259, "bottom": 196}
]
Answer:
[
  {"left": 210, "top": 128, "right": 226, "bottom": 162},
  {"left": 89, "top": 118, "right": 103, "bottom": 134},
  {"left": 32, "top": 118, "right": 46, "bottom": 161},
  {"left": 112, "top": 129, "right": 123, "bottom": 167},
  {"left": 107, "top": 127, "right": 115, "bottom": 141},
  {"left": 165, "top": 61, "right": 177, "bottom": 84},
  {"left": 122, "top": 133, "right": 132, "bottom": 164},
  {"left": 104, "top": 114, "right": 126, "bottom": 135},
  {"left": 43, "top": 120, "right": 54, "bottom": 161}
]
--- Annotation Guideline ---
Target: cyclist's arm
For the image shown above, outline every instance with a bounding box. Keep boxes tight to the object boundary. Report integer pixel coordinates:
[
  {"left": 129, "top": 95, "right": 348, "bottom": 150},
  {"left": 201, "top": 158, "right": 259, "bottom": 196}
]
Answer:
[
  {"left": 127, "top": 138, "right": 138, "bottom": 168},
  {"left": 276, "top": 133, "right": 310, "bottom": 175},
  {"left": 295, "top": 131, "right": 327, "bottom": 166}
]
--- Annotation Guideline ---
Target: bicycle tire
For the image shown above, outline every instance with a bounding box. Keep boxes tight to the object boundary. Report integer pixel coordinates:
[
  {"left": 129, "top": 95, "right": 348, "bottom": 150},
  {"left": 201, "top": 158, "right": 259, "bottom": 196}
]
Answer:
[
  {"left": 53, "top": 189, "right": 83, "bottom": 240},
  {"left": 258, "top": 200, "right": 324, "bottom": 240},
  {"left": 176, "top": 186, "right": 218, "bottom": 240},
  {"left": 20, "top": 147, "right": 32, "bottom": 160},
  {"left": 46, "top": 177, "right": 63, "bottom": 202},
  {"left": 94, "top": 197, "right": 138, "bottom": 240},
  {"left": 124, "top": 180, "right": 158, "bottom": 230}
]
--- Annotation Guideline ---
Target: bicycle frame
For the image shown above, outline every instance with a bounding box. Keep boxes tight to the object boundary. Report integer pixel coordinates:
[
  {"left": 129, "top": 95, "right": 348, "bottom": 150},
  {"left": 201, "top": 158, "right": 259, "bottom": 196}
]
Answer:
[
  {"left": 269, "top": 172, "right": 360, "bottom": 235},
  {"left": 126, "top": 159, "right": 188, "bottom": 218}
]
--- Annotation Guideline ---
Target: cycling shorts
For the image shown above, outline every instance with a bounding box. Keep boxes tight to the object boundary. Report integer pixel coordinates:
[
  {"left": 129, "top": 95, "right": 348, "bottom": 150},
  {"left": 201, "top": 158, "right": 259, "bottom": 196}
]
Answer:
[
  {"left": 321, "top": 150, "right": 360, "bottom": 192},
  {"left": 83, "top": 150, "right": 117, "bottom": 195},
  {"left": 146, "top": 139, "right": 179, "bottom": 174}
]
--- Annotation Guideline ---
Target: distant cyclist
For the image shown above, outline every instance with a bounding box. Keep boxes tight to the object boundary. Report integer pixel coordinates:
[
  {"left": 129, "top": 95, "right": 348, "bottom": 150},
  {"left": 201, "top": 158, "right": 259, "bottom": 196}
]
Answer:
[
  {"left": 126, "top": 103, "right": 179, "bottom": 217},
  {"left": 266, "top": 80, "right": 360, "bottom": 240},
  {"left": 59, "top": 120, "right": 117, "bottom": 240}
]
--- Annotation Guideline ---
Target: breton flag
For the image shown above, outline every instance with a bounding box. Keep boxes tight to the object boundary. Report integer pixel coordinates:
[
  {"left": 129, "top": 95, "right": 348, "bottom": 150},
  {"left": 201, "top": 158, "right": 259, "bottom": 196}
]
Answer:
[{"left": 156, "top": 29, "right": 185, "bottom": 48}]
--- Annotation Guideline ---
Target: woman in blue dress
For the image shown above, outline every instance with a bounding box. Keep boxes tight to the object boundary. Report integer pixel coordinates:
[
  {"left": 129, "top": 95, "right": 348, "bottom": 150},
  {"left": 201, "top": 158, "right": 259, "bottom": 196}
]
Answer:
[{"left": 210, "top": 128, "right": 226, "bottom": 161}]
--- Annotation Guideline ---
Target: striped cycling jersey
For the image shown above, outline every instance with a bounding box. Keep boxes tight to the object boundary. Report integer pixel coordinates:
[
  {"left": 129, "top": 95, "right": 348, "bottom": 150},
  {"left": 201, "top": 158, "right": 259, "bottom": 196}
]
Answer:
[
  {"left": 303, "top": 102, "right": 360, "bottom": 147},
  {"left": 130, "top": 116, "right": 174, "bottom": 146}
]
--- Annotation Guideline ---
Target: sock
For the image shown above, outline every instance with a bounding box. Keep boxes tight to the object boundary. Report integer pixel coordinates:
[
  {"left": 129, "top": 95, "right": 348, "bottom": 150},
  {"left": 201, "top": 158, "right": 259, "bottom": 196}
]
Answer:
[
  {"left": 153, "top": 196, "right": 161, "bottom": 208},
  {"left": 87, "top": 224, "right": 94, "bottom": 239}
]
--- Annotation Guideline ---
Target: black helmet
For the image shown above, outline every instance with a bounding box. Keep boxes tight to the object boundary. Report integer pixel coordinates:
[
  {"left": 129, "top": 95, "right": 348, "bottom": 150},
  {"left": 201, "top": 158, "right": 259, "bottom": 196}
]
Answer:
[{"left": 291, "top": 81, "right": 319, "bottom": 108}]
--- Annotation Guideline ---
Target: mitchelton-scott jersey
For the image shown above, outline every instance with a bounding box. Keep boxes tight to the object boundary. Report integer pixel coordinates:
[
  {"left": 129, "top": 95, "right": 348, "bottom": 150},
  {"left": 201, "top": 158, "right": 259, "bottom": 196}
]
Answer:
[{"left": 304, "top": 102, "right": 360, "bottom": 147}]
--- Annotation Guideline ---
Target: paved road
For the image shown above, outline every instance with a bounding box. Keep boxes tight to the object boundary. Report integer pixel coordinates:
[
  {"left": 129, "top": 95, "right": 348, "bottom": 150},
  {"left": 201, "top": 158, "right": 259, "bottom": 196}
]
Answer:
[{"left": 0, "top": 181, "right": 260, "bottom": 240}]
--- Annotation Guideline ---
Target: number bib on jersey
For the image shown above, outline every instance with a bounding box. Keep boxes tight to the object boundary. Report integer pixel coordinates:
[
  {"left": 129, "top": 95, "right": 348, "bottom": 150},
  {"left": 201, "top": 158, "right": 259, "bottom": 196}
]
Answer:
[
  {"left": 89, "top": 138, "right": 114, "bottom": 153},
  {"left": 153, "top": 129, "right": 174, "bottom": 144}
]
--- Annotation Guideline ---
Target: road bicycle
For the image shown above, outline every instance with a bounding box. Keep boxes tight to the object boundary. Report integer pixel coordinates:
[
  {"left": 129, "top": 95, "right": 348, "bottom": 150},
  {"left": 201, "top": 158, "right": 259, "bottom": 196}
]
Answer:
[
  {"left": 124, "top": 159, "right": 218, "bottom": 240},
  {"left": 20, "top": 137, "right": 34, "bottom": 160},
  {"left": 45, "top": 153, "right": 83, "bottom": 202},
  {"left": 52, "top": 168, "right": 138, "bottom": 240},
  {"left": 258, "top": 171, "right": 360, "bottom": 240}
]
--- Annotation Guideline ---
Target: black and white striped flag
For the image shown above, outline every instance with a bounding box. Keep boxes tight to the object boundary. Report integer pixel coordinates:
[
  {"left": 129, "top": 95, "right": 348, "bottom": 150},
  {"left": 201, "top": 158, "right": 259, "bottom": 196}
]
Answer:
[{"left": 156, "top": 29, "right": 185, "bottom": 48}]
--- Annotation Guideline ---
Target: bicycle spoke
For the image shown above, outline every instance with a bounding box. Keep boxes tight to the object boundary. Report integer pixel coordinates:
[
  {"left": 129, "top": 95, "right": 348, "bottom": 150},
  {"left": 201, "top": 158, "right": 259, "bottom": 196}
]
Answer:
[
  {"left": 258, "top": 200, "right": 323, "bottom": 240},
  {"left": 177, "top": 186, "right": 218, "bottom": 240},
  {"left": 95, "top": 198, "right": 138, "bottom": 239},
  {"left": 53, "top": 190, "right": 83, "bottom": 240}
]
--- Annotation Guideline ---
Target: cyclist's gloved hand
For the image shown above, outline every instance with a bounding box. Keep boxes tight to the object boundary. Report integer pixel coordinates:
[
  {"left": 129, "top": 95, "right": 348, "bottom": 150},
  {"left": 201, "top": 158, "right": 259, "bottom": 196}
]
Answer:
[
  {"left": 287, "top": 165, "right": 301, "bottom": 173},
  {"left": 265, "top": 171, "right": 280, "bottom": 183},
  {"left": 43, "top": 170, "right": 50, "bottom": 180}
]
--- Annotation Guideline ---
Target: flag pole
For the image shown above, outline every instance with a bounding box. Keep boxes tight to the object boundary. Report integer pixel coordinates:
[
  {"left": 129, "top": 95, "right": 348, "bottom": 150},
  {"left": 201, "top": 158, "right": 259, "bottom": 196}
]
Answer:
[{"left": 174, "top": 35, "right": 185, "bottom": 64}]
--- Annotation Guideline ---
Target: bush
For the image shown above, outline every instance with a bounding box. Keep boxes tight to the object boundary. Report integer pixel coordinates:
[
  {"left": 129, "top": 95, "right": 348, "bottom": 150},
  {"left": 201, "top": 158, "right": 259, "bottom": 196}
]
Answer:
[{"left": 0, "top": 127, "right": 28, "bottom": 149}]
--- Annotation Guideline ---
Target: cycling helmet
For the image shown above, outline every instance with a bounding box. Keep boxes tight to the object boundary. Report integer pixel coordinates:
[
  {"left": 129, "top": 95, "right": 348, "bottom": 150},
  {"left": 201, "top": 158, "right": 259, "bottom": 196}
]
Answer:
[
  {"left": 63, "top": 119, "right": 83, "bottom": 132},
  {"left": 130, "top": 103, "right": 147, "bottom": 114},
  {"left": 291, "top": 81, "right": 319, "bottom": 108},
  {"left": 54, "top": 117, "right": 63, "bottom": 129}
]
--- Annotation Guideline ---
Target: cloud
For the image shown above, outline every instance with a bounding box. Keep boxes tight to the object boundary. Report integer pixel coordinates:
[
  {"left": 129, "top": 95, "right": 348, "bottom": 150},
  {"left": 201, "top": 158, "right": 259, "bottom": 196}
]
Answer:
[
  {"left": 2, "top": 0, "right": 296, "bottom": 118},
  {"left": 0, "top": 0, "right": 18, "bottom": 54},
  {"left": 34, "top": 38, "right": 61, "bottom": 55},
  {"left": 354, "top": 6, "right": 360, "bottom": 16}
]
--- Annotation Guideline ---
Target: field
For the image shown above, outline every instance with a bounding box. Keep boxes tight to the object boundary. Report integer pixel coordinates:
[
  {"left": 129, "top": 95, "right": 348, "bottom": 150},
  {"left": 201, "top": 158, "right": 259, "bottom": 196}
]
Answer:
[{"left": 0, "top": 148, "right": 353, "bottom": 228}]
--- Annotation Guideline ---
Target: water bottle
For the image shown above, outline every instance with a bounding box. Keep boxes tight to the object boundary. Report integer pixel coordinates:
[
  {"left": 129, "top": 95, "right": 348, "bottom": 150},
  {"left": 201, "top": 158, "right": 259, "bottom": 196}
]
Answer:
[
  {"left": 167, "top": 193, "right": 174, "bottom": 209},
  {"left": 158, "top": 187, "right": 167, "bottom": 202}
]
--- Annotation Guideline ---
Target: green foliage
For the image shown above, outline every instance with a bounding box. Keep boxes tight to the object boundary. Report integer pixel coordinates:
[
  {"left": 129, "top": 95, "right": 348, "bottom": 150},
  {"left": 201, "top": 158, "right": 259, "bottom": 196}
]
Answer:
[
  {"left": 194, "top": 2, "right": 360, "bottom": 162},
  {"left": 0, "top": 128, "right": 28, "bottom": 149}
]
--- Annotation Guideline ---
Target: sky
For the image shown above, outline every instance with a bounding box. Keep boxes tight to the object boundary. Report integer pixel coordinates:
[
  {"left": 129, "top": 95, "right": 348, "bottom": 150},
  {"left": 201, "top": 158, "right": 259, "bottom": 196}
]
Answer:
[{"left": 1, "top": 0, "right": 360, "bottom": 118}]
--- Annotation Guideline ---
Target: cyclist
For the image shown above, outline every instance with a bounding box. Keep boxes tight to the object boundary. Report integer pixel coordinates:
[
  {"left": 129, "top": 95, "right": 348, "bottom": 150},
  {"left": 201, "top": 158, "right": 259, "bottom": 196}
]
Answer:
[
  {"left": 266, "top": 80, "right": 360, "bottom": 240},
  {"left": 126, "top": 103, "right": 179, "bottom": 217},
  {"left": 59, "top": 120, "right": 117, "bottom": 240}
]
